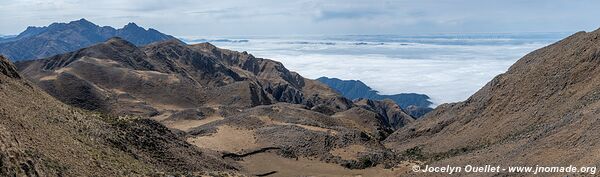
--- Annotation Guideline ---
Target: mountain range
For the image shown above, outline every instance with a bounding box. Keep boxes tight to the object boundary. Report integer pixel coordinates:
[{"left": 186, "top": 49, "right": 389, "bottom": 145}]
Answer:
[
  {"left": 317, "top": 77, "right": 433, "bottom": 117},
  {"left": 0, "top": 19, "right": 175, "bottom": 61},
  {"left": 15, "top": 36, "right": 416, "bottom": 176},
  {"left": 3, "top": 18, "right": 600, "bottom": 176}
]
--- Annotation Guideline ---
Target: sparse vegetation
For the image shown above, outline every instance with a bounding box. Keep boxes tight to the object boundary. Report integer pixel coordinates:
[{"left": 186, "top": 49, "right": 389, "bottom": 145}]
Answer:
[{"left": 402, "top": 146, "right": 425, "bottom": 161}]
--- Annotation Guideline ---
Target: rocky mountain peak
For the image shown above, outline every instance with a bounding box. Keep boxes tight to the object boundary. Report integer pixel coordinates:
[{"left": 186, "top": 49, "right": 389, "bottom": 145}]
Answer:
[
  {"left": 15, "top": 26, "right": 44, "bottom": 39},
  {"left": 0, "top": 55, "right": 20, "bottom": 79},
  {"left": 69, "top": 18, "right": 97, "bottom": 27},
  {"left": 0, "top": 19, "right": 176, "bottom": 60},
  {"left": 122, "top": 22, "right": 143, "bottom": 30}
]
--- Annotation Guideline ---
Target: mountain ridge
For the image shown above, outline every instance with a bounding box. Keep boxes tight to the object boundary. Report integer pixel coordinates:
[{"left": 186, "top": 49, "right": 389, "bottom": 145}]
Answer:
[
  {"left": 0, "top": 55, "right": 237, "bottom": 176},
  {"left": 0, "top": 19, "right": 176, "bottom": 61},
  {"left": 16, "top": 37, "right": 417, "bottom": 173},
  {"left": 317, "top": 77, "right": 433, "bottom": 117}
]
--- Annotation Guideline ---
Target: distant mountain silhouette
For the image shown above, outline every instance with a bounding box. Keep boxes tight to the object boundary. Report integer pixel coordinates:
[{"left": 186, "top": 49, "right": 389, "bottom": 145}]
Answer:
[
  {"left": 0, "top": 19, "right": 176, "bottom": 61},
  {"left": 317, "top": 77, "right": 433, "bottom": 117}
]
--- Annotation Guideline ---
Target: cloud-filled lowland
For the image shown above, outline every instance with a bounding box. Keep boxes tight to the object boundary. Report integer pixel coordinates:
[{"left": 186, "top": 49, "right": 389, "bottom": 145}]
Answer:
[{"left": 185, "top": 33, "right": 568, "bottom": 104}]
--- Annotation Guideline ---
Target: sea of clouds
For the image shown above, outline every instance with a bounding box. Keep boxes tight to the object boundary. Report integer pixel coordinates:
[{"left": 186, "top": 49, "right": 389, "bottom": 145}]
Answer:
[{"left": 182, "top": 33, "right": 568, "bottom": 105}]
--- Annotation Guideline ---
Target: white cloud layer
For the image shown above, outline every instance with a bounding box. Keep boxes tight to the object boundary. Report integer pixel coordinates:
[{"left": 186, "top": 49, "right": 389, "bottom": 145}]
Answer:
[{"left": 193, "top": 33, "right": 566, "bottom": 104}]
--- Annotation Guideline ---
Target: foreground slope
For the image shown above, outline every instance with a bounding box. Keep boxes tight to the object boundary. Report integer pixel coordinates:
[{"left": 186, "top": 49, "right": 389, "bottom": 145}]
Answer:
[
  {"left": 0, "top": 55, "right": 234, "bottom": 176},
  {"left": 386, "top": 29, "right": 600, "bottom": 168}
]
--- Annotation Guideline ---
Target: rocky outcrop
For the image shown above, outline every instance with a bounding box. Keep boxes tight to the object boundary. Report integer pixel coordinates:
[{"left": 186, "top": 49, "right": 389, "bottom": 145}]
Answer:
[
  {"left": 354, "top": 98, "right": 415, "bottom": 130},
  {"left": 108, "top": 119, "right": 238, "bottom": 172},
  {"left": 0, "top": 55, "right": 20, "bottom": 79},
  {"left": 404, "top": 105, "right": 433, "bottom": 118}
]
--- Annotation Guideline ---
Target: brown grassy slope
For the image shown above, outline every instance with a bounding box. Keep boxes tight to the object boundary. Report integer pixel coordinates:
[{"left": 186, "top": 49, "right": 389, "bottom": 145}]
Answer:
[
  {"left": 16, "top": 38, "right": 415, "bottom": 135},
  {"left": 385, "top": 29, "right": 600, "bottom": 167},
  {"left": 187, "top": 102, "right": 401, "bottom": 169},
  {"left": 14, "top": 38, "right": 417, "bottom": 170},
  {"left": 0, "top": 55, "right": 234, "bottom": 176},
  {"left": 16, "top": 38, "right": 345, "bottom": 116}
]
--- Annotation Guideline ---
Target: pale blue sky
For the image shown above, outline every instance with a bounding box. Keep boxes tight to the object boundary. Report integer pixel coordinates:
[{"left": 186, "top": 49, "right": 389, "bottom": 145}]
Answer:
[{"left": 1, "top": 0, "right": 599, "bottom": 36}]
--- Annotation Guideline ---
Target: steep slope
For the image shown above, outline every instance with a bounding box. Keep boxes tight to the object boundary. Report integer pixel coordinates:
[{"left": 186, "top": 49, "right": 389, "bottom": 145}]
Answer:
[
  {"left": 18, "top": 38, "right": 345, "bottom": 116},
  {"left": 385, "top": 29, "right": 600, "bottom": 169},
  {"left": 0, "top": 19, "right": 175, "bottom": 61},
  {"left": 17, "top": 38, "right": 416, "bottom": 174},
  {"left": 317, "top": 77, "right": 433, "bottom": 117},
  {"left": 0, "top": 55, "right": 234, "bottom": 176},
  {"left": 354, "top": 98, "right": 415, "bottom": 131}
]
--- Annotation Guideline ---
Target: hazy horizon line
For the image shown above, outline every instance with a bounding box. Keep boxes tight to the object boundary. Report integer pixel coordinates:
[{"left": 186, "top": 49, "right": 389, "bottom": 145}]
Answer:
[{"left": 0, "top": 18, "right": 585, "bottom": 37}]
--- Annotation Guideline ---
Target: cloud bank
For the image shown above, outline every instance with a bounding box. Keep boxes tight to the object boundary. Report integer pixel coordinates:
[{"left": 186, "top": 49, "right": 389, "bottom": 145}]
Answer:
[{"left": 193, "top": 33, "right": 566, "bottom": 104}]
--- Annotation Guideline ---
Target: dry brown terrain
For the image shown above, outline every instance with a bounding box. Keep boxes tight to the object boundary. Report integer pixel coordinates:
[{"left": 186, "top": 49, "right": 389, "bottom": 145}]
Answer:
[
  {"left": 188, "top": 125, "right": 261, "bottom": 152},
  {"left": 0, "top": 55, "right": 237, "bottom": 176},
  {"left": 15, "top": 38, "right": 418, "bottom": 175},
  {"left": 385, "top": 29, "right": 600, "bottom": 176},
  {"left": 14, "top": 28, "right": 600, "bottom": 176},
  {"left": 239, "top": 152, "right": 412, "bottom": 177}
]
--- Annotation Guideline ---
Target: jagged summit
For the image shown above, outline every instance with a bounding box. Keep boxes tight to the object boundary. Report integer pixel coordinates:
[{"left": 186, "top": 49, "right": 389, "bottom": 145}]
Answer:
[
  {"left": 0, "top": 19, "right": 176, "bottom": 61},
  {"left": 123, "top": 22, "right": 141, "bottom": 29},
  {"left": 15, "top": 26, "right": 44, "bottom": 39},
  {"left": 69, "top": 18, "right": 96, "bottom": 26},
  {"left": 120, "top": 22, "right": 148, "bottom": 34}
]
